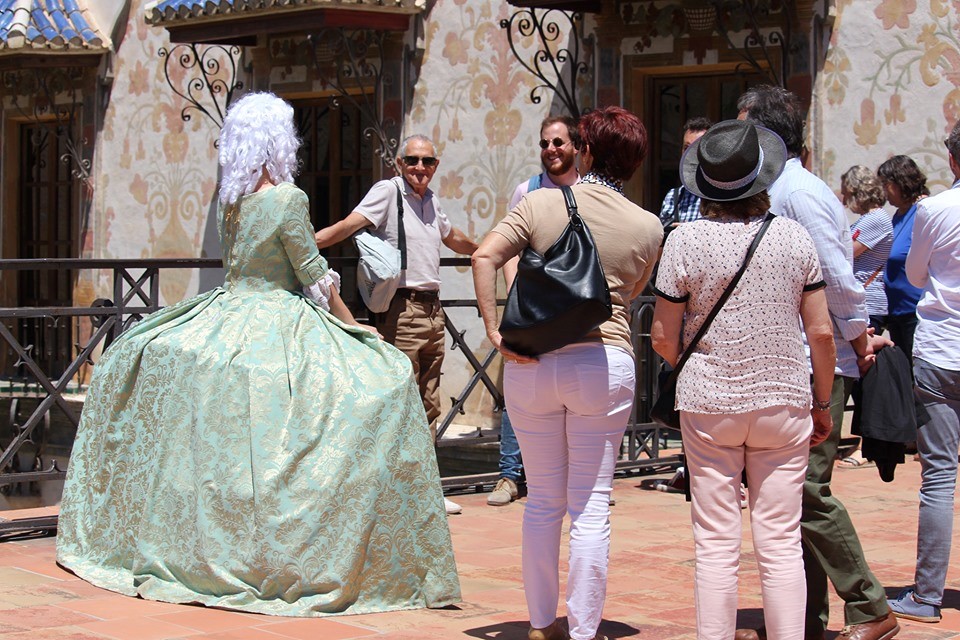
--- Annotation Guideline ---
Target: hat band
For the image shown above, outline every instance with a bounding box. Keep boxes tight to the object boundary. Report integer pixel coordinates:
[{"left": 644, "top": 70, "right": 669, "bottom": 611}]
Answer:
[{"left": 701, "top": 147, "right": 764, "bottom": 191}]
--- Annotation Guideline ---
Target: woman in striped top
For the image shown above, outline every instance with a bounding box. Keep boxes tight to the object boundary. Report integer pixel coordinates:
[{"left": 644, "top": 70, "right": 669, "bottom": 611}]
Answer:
[{"left": 841, "top": 165, "right": 893, "bottom": 332}]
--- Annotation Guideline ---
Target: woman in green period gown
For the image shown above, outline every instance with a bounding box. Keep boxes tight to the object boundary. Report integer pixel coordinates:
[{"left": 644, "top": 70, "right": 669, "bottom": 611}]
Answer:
[{"left": 56, "top": 92, "right": 461, "bottom": 617}]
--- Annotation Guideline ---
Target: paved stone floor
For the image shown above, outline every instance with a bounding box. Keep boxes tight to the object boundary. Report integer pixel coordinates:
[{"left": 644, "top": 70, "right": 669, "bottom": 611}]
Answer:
[{"left": 0, "top": 456, "right": 958, "bottom": 639}]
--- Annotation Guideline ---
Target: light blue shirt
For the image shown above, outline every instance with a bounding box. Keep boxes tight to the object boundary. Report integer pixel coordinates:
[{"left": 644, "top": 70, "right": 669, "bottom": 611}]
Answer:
[
  {"left": 768, "top": 158, "right": 868, "bottom": 378},
  {"left": 509, "top": 171, "right": 579, "bottom": 209},
  {"left": 906, "top": 180, "right": 960, "bottom": 371}
]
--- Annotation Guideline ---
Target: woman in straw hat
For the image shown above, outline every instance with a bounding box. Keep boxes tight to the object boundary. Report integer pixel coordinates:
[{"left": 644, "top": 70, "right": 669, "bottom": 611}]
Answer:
[{"left": 652, "top": 119, "right": 836, "bottom": 640}]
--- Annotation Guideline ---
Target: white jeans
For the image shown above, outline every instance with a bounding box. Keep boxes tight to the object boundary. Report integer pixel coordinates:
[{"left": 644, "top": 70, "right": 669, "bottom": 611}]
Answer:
[{"left": 505, "top": 343, "right": 635, "bottom": 640}]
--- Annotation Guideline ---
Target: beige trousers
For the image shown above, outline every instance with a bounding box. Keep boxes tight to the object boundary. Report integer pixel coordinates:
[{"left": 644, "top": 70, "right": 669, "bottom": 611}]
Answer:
[{"left": 378, "top": 294, "right": 445, "bottom": 440}]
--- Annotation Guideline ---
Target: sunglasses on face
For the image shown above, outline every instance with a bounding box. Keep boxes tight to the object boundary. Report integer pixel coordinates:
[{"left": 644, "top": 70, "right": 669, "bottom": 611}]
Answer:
[
  {"left": 401, "top": 155, "right": 438, "bottom": 167},
  {"left": 539, "top": 137, "right": 570, "bottom": 150}
]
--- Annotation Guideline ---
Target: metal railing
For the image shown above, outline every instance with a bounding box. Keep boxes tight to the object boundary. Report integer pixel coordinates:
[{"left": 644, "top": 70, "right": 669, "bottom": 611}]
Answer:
[{"left": 0, "top": 257, "right": 678, "bottom": 534}]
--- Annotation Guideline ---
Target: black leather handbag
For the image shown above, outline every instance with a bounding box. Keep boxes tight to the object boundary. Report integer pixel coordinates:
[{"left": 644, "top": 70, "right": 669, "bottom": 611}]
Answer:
[
  {"left": 650, "top": 213, "right": 775, "bottom": 429},
  {"left": 499, "top": 186, "right": 612, "bottom": 357}
]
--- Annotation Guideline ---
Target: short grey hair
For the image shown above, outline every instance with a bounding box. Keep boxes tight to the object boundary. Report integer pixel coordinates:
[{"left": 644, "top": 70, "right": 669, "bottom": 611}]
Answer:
[
  {"left": 947, "top": 120, "right": 960, "bottom": 164},
  {"left": 397, "top": 134, "right": 436, "bottom": 158}
]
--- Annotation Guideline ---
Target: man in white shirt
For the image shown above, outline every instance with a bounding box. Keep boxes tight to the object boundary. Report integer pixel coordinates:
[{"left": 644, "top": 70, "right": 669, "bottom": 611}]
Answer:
[
  {"left": 736, "top": 86, "right": 898, "bottom": 640},
  {"left": 488, "top": 115, "right": 580, "bottom": 507},
  {"left": 887, "top": 120, "right": 960, "bottom": 624},
  {"left": 315, "top": 134, "right": 477, "bottom": 515}
]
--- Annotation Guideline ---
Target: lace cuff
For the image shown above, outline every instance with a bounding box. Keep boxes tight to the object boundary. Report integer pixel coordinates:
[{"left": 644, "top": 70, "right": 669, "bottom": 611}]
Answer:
[{"left": 302, "top": 269, "right": 342, "bottom": 311}]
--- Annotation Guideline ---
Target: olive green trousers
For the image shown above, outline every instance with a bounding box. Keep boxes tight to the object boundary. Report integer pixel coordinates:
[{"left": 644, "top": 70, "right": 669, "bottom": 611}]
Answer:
[{"left": 801, "top": 376, "right": 890, "bottom": 632}]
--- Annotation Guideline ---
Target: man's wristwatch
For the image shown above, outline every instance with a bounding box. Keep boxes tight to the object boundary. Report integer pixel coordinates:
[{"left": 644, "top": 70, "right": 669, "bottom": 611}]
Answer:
[{"left": 812, "top": 399, "right": 831, "bottom": 412}]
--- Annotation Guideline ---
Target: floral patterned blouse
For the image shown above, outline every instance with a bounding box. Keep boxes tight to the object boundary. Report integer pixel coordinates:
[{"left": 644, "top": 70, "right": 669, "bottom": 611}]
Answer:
[{"left": 655, "top": 214, "right": 826, "bottom": 414}]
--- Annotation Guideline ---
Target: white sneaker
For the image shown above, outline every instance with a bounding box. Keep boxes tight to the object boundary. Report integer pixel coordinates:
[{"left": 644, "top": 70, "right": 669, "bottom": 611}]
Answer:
[{"left": 444, "top": 497, "right": 462, "bottom": 515}]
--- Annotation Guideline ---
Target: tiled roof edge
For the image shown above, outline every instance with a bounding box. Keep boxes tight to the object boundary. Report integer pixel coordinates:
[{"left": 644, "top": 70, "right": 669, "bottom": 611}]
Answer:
[
  {"left": 144, "top": 0, "right": 425, "bottom": 26},
  {"left": 0, "top": 0, "right": 111, "bottom": 52}
]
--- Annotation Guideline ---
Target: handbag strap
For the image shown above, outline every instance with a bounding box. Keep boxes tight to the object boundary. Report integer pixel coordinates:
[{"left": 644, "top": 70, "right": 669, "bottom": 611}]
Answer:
[
  {"left": 670, "top": 212, "right": 776, "bottom": 378},
  {"left": 394, "top": 180, "right": 407, "bottom": 270},
  {"left": 560, "top": 184, "right": 578, "bottom": 222},
  {"left": 863, "top": 264, "right": 884, "bottom": 288}
]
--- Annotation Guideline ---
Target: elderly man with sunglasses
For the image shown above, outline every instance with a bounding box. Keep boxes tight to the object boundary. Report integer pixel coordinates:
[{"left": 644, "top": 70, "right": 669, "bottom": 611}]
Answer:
[{"left": 316, "top": 134, "right": 477, "bottom": 514}]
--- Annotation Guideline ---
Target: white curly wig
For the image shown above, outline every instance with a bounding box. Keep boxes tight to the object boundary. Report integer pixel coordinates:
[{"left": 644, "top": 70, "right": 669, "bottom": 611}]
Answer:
[{"left": 218, "top": 92, "right": 300, "bottom": 206}]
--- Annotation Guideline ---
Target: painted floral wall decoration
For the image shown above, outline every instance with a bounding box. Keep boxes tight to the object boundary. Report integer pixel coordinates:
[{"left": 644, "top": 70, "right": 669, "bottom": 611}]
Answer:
[
  {"left": 411, "top": 0, "right": 585, "bottom": 237},
  {"left": 819, "top": 0, "right": 960, "bottom": 191},
  {"left": 95, "top": 0, "right": 223, "bottom": 303}
]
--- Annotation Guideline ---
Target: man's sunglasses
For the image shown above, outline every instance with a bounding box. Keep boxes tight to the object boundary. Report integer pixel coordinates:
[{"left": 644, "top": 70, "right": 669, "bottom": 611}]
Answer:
[
  {"left": 539, "top": 137, "right": 571, "bottom": 150},
  {"left": 401, "top": 155, "right": 438, "bottom": 167}
]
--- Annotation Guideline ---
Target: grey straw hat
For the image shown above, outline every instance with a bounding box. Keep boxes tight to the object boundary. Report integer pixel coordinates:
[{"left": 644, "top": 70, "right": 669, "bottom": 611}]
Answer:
[{"left": 680, "top": 119, "right": 787, "bottom": 202}]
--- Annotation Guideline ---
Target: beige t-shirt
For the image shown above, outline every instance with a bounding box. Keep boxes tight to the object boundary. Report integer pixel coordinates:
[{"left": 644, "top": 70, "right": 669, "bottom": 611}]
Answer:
[{"left": 492, "top": 182, "right": 663, "bottom": 356}]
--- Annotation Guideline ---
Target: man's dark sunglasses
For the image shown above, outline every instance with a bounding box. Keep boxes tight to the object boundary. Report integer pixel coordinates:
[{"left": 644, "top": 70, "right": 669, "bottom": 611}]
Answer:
[
  {"left": 539, "top": 137, "right": 570, "bottom": 150},
  {"left": 401, "top": 155, "right": 438, "bottom": 167}
]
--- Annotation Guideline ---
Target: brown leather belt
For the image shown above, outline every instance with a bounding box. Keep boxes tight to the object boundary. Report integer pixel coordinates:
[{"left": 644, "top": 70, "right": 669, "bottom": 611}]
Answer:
[{"left": 396, "top": 288, "right": 440, "bottom": 303}]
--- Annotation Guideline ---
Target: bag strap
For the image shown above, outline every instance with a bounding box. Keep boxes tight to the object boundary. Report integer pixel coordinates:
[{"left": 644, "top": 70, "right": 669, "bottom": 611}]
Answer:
[
  {"left": 560, "top": 185, "right": 578, "bottom": 222},
  {"left": 672, "top": 185, "right": 683, "bottom": 225},
  {"left": 394, "top": 180, "right": 407, "bottom": 270},
  {"left": 528, "top": 173, "right": 543, "bottom": 193},
  {"left": 670, "top": 212, "right": 776, "bottom": 378},
  {"left": 863, "top": 264, "right": 883, "bottom": 288}
]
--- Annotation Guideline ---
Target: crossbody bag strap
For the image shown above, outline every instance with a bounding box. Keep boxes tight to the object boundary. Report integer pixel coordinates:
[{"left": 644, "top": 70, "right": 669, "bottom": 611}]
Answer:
[
  {"left": 863, "top": 264, "right": 884, "bottom": 288},
  {"left": 672, "top": 186, "right": 683, "bottom": 225},
  {"left": 670, "top": 212, "right": 776, "bottom": 378},
  {"left": 394, "top": 180, "right": 407, "bottom": 270}
]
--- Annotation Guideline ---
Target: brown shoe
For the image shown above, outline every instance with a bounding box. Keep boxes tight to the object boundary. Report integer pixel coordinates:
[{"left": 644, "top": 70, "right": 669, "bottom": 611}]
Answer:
[
  {"left": 838, "top": 613, "right": 900, "bottom": 640},
  {"left": 528, "top": 620, "right": 568, "bottom": 640}
]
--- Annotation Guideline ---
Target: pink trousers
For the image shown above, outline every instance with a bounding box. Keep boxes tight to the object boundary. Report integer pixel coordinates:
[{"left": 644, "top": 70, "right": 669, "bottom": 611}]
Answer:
[
  {"left": 505, "top": 343, "right": 635, "bottom": 640},
  {"left": 681, "top": 405, "right": 811, "bottom": 640}
]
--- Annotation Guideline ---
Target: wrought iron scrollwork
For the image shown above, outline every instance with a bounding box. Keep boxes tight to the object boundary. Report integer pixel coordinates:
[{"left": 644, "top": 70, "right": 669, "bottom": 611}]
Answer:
[
  {"left": 710, "top": 0, "right": 797, "bottom": 88},
  {"left": 1, "top": 67, "right": 91, "bottom": 182},
  {"left": 158, "top": 43, "right": 244, "bottom": 130},
  {"left": 308, "top": 29, "right": 398, "bottom": 169},
  {"left": 499, "top": 8, "right": 589, "bottom": 118},
  {"left": 60, "top": 134, "right": 91, "bottom": 182},
  {"left": 619, "top": 0, "right": 798, "bottom": 88}
]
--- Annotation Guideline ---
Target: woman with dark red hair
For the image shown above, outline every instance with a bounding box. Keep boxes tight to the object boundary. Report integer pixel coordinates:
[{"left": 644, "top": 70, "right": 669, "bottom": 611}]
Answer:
[{"left": 472, "top": 106, "right": 663, "bottom": 640}]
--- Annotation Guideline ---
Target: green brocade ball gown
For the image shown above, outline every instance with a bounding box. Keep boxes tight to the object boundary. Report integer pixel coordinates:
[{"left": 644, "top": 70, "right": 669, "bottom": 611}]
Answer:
[{"left": 56, "top": 182, "right": 461, "bottom": 617}]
